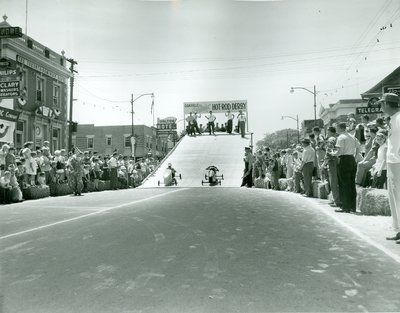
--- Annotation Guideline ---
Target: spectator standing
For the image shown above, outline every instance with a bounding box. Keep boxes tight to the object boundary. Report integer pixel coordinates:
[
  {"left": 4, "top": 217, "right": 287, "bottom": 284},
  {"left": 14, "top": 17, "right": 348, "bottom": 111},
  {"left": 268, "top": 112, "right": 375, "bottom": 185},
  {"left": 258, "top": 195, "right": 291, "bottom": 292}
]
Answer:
[
  {"left": 108, "top": 152, "right": 119, "bottom": 190},
  {"left": 21, "top": 142, "right": 34, "bottom": 185},
  {"left": 237, "top": 110, "right": 246, "bottom": 138},
  {"left": 370, "top": 130, "right": 388, "bottom": 189},
  {"left": 0, "top": 144, "right": 10, "bottom": 175},
  {"left": 41, "top": 147, "right": 52, "bottom": 185},
  {"left": 67, "top": 152, "right": 84, "bottom": 196},
  {"left": 241, "top": 147, "right": 253, "bottom": 187},
  {"left": 292, "top": 151, "right": 303, "bottom": 193},
  {"left": 379, "top": 93, "right": 400, "bottom": 234},
  {"left": 5, "top": 146, "right": 16, "bottom": 172},
  {"left": 269, "top": 153, "right": 280, "bottom": 190},
  {"left": 324, "top": 137, "right": 341, "bottom": 208},
  {"left": 332, "top": 122, "right": 357, "bottom": 213},
  {"left": 300, "top": 138, "right": 315, "bottom": 197},
  {"left": 225, "top": 110, "right": 235, "bottom": 134},
  {"left": 205, "top": 111, "right": 217, "bottom": 136}
]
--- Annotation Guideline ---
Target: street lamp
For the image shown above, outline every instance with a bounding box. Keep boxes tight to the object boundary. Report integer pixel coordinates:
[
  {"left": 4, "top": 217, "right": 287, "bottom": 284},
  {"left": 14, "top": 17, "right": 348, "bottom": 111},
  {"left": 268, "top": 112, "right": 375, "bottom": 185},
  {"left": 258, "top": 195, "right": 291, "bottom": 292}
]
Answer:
[
  {"left": 281, "top": 115, "right": 300, "bottom": 143},
  {"left": 130, "top": 92, "right": 154, "bottom": 162},
  {"left": 290, "top": 85, "right": 318, "bottom": 127}
]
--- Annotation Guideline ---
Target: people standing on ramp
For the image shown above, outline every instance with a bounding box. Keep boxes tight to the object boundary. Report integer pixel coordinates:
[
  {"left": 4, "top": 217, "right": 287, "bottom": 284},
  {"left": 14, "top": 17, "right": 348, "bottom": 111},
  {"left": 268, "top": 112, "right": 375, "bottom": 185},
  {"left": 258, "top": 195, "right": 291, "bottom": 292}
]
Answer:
[
  {"left": 186, "top": 112, "right": 196, "bottom": 136},
  {"left": 205, "top": 110, "right": 217, "bottom": 136},
  {"left": 225, "top": 110, "right": 235, "bottom": 134},
  {"left": 237, "top": 110, "right": 247, "bottom": 138},
  {"left": 193, "top": 112, "right": 202, "bottom": 135}
]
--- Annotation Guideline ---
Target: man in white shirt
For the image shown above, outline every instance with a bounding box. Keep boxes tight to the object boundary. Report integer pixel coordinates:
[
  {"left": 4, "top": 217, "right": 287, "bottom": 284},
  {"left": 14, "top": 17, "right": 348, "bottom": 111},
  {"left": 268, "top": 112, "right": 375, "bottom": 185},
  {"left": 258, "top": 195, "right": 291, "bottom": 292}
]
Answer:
[
  {"left": 225, "top": 110, "right": 235, "bottom": 134},
  {"left": 331, "top": 122, "right": 357, "bottom": 213},
  {"left": 237, "top": 110, "right": 246, "bottom": 138},
  {"left": 300, "top": 138, "right": 315, "bottom": 197},
  {"left": 205, "top": 111, "right": 216, "bottom": 136},
  {"left": 379, "top": 93, "right": 400, "bottom": 238},
  {"left": 107, "top": 152, "right": 119, "bottom": 190}
]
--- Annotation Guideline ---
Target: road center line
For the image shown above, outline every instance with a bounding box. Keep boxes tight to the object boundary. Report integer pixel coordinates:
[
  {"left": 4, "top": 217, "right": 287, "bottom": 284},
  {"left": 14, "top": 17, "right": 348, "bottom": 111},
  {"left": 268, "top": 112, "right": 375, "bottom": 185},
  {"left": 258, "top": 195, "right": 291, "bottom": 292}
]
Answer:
[{"left": 0, "top": 188, "right": 186, "bottom": 241}]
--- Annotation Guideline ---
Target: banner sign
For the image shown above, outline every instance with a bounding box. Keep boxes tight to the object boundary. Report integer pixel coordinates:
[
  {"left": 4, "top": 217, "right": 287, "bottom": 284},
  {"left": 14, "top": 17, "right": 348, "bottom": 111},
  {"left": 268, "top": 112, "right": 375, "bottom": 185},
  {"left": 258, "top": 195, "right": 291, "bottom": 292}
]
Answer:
[
  {"left": 183, "top": 100, "right": 247, "bottom": 114},
  {"left": 356, "top": 106, "right": 383, "bottom": 114},
  {"left": 383, "top": 85, "right": 400, "bottom": 96},
  {"left": 0, "top": 81, "right": 20, "bottom": 98},
  {"left": 16, "top": 55, "right": 61, "bottom": 80},
  {"left": 0, "top": 107, "right": 19, "bottom": 122}
]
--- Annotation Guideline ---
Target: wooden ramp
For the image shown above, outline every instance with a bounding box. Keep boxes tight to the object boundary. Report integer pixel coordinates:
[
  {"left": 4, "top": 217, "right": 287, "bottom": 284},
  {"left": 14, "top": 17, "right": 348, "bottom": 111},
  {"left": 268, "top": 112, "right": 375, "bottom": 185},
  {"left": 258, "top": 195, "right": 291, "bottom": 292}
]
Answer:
[{"left": 140, "top": 133, "right": 251, "bottom": 188}]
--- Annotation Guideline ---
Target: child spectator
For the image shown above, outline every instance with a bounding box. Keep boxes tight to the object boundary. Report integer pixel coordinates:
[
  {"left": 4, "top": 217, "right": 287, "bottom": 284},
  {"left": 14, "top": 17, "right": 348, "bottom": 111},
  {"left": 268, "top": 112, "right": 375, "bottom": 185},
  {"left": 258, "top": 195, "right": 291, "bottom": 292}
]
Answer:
[
  {"left": 369, "top": 130, "right": 388, "bottom": 189},
  {"left": 0, "top": 171, "right": 12, "bottom": 204}
]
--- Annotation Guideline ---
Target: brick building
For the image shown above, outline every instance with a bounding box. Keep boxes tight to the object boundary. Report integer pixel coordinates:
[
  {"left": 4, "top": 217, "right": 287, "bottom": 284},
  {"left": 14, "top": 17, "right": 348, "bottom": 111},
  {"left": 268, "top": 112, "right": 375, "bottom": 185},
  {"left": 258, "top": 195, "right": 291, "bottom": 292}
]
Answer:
[
  {"left": 73, "top": 124, "right": 169, "bottom": 159},
  {"left": 0, "top": 15, "right": 71, "bottom": 151}
]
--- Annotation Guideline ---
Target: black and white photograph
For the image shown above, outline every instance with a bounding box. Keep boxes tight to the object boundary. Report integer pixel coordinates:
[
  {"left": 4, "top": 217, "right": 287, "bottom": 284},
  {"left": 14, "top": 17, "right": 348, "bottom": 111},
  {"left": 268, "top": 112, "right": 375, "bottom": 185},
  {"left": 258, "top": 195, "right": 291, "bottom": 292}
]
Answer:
[{"left": 0, "top": 0, "right": 400, "bottom": 312}]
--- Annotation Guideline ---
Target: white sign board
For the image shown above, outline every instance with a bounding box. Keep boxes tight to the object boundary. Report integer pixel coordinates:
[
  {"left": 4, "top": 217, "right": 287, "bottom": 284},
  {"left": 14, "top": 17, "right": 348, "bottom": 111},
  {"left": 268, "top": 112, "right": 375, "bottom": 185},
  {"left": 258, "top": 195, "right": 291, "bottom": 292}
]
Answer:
[{"left": 183, "top": 100, "right": 247, "bottom": 114}]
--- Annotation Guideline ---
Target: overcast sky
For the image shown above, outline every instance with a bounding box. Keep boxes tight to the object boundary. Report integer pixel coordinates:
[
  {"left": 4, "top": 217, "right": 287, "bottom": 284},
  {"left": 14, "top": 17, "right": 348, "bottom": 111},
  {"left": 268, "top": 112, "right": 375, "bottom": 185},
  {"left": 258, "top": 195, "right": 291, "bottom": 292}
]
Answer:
[{"left": 2, "top": 0, "right": 400, "bottom": 142}]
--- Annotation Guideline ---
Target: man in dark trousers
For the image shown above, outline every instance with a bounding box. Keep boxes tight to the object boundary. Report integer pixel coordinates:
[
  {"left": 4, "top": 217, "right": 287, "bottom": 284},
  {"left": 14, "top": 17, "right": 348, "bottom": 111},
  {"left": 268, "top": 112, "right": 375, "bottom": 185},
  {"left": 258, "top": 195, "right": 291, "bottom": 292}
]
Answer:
[
  {"left": 237, "top": 110, "right": 246, "bottom": 138},
  {"left": 241, "top": 147, "right": 253, "bottom": 187},
  {"left": 205, "top": 110, "right": 216, "bottom": 135},
  {"left": 332, "top": 122, "right": 357, "bottom": 213},
  {"left": 225, "top": 110, "right": 235, "bottom": 134},
  {"left": 300, "top": 138, "right": 315, "bottom": 197}
]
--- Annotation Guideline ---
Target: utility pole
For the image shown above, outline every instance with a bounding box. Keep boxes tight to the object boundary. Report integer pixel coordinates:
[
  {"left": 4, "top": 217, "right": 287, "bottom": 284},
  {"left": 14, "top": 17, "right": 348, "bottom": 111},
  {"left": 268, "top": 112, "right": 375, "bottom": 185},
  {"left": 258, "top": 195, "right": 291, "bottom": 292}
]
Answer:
[
  {"left": 131, "top": 93, "right": 135, "bottom": 162},
  {"left": 313, "top": 85, "right": 317, "bottom": 127},
  {"left": 67, "top": 58, "right": 77, "bottom": 152}
]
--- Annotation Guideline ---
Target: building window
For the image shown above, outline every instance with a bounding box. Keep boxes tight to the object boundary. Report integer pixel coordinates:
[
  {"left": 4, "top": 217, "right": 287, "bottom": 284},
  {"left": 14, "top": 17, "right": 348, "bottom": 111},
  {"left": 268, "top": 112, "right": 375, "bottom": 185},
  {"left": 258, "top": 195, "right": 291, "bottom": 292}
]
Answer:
[
  {"left": 53, "top": 84, "right": 60, "bottom": 107},
  {"left": 27, "top": 39, "right": 33, "bottom": 49},
  {"left": 124, "top": 136, "right": 131, "bottom": 148},
  {"left": 106, "top": 135, "right": 112, "bottom": 146},
  {"left": 36, "top": 76, "right": 45, "bottom": 102},
  {"left": 52, "top": 128, "right": 60, "bottom": 150},
  {"left": 45, "top": 49, "right": 50, "bottom": 58},
  {"left": 87, "top": 137, "right": 94, "bottom": 149}
]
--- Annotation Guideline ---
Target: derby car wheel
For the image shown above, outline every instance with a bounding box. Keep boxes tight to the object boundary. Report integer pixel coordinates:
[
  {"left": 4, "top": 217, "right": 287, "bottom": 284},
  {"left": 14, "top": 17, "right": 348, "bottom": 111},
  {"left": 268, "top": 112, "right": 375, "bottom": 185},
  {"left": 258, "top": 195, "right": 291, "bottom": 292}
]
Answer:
[
  {"left": 179, "top": 174, "right": 182, "bottom": 179},
  {"left": 158, "top": 180, "right": 160, "bottom": 186}
]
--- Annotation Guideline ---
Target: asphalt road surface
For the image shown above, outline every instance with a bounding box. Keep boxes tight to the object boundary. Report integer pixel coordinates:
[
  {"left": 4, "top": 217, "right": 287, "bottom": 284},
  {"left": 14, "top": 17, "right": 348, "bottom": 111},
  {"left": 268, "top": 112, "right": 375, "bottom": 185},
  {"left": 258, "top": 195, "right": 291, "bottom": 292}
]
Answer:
[{"left": 1, "top": 187, "right": 400, "bottom": 313}]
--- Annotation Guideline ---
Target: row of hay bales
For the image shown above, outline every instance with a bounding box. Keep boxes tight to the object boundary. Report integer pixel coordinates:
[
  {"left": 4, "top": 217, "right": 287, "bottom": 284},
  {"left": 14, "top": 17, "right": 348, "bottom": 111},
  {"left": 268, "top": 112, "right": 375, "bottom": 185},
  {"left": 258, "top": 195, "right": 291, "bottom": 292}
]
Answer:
[
  {"left": 21, "top": 180, "right": 126, "bottom": 201},
  {"left": 254, "top": 177, "right": 391, "bottom": 216}
]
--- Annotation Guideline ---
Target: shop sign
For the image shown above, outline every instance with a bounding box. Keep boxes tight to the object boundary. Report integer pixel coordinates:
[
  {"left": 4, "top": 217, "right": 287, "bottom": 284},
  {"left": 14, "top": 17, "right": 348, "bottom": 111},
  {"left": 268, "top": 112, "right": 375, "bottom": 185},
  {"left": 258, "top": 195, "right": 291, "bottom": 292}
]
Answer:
[
  {"left": 383, "top": 85, "right": 400, "bottom": 96},
  {"left": 0, "top": 81, "right": 20, "bottom": 98},
  {"left": 0, "top": 26, "right": 22, "bottom": 38},
  {"left": 157, "top": 116, "right": 177, "bottom": 131},
  {"left": 355, "top": 106, "right": 383, "bottom": 114},
  {"left": 0, "top": 107, "right": 19, "bottom": 122},
  {"left": 184, "top": 100, "right": 247, "bottom": 114}
]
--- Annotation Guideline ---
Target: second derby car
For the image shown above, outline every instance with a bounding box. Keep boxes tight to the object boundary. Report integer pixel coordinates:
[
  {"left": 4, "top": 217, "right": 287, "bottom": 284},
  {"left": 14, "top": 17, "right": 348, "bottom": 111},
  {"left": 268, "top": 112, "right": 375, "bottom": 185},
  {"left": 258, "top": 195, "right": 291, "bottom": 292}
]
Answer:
[{"left": 201, "top": 165, "right": 224, "bottom": 186}]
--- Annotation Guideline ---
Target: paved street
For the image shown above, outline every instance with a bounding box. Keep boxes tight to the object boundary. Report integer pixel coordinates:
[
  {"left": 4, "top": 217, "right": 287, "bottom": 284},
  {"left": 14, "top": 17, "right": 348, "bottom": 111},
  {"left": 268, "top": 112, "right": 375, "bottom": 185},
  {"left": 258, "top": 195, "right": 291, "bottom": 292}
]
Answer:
[{"left": 1, "top": 187, "right": 400, "bottom": 313}]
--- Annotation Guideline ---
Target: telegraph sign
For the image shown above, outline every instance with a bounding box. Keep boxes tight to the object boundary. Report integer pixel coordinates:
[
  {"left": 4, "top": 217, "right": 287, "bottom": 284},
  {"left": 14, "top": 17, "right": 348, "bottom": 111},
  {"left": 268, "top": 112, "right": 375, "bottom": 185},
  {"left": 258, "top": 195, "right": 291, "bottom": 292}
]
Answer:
[
  {"left": 356, "top": 106, "right": 383, "bottom": 114},
  {"left": 0, "top": 26, "right": 23, "bottom": 38}
]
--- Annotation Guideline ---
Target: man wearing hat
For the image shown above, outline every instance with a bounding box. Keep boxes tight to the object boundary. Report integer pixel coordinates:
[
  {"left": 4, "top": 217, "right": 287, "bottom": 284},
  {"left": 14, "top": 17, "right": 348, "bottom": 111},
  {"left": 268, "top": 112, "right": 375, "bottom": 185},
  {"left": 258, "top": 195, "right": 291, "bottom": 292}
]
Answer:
[
  {"left": 241, "top": 147, "right": 253, "bottom": 187},
  {"left": 300, "top": 138, "right": 315, "bottom": 197},
  {"left": 331, "top": 122, "right": 357, "bottom": 213},
  {"left": 380, "top": 93, "right": 400, "bottom": 238}
]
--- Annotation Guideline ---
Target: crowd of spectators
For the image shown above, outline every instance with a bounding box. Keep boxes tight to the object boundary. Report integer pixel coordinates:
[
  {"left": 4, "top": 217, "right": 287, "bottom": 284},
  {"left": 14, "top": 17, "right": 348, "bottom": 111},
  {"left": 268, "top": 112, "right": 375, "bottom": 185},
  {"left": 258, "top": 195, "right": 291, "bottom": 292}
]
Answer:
[
  {"left": 0, "top": 141, "right": 159, "bottom": 204},
  {"left": 248, "top": 113, "right": 391, "bottom": 210}
]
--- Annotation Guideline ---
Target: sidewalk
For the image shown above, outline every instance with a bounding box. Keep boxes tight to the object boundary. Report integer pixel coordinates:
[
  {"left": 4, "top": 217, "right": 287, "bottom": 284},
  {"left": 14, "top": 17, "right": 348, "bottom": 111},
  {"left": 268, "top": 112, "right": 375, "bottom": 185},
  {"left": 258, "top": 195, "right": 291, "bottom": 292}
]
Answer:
[{"left": 310, "top": 196, "right": 400, "bottom": 264}]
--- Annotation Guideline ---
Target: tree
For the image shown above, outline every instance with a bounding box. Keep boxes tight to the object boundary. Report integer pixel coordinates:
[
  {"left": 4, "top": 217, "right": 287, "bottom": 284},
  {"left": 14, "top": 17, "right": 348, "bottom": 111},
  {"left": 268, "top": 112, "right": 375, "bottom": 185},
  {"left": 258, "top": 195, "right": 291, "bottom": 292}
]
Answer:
[{"left": 256, "top": 128, "right": 299, "bottom": 151}]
